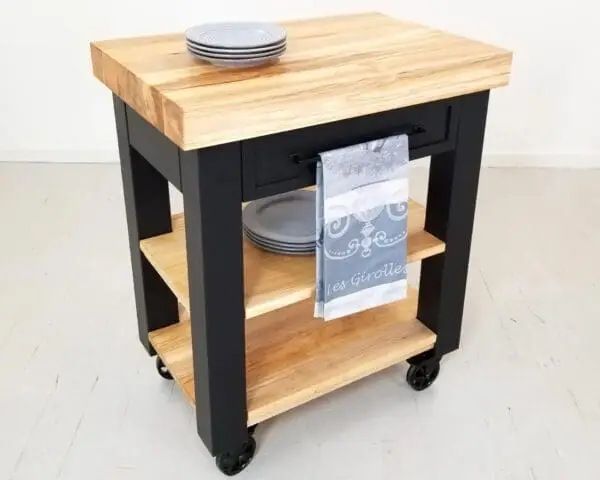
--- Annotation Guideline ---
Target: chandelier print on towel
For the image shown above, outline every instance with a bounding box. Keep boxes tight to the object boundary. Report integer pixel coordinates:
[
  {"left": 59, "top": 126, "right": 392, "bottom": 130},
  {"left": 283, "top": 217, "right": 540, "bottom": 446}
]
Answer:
[
  {"left": 324, "top": 200, "right": 408, "bottom": 260},
  {"left": 315, "top": 134, "right": 409, "bottom": 321}
]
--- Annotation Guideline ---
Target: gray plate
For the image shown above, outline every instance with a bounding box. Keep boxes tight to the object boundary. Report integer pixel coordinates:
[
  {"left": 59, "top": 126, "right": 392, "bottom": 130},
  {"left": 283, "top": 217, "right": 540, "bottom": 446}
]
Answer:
[
  {"left": 242, "top": 190, "right": 316, "bottom": 244},
  {"left": 188, "top": 53, "right": 281, "bottom": 68},
  {"left": 245, "top": 237, "right": 315, "bottom": 256},
  {"left": 187, "top": 43, "right": 286, "bottom": 59},
  {"left": 244, "top": 228, "right": 315, "bottom": 250},
  {"left": 186, "top": 39, "right": 286, "bottom": 55},
  {"left": 245, "top": 236, "right": 315, "bottom": 252},
  {"left": 185, "top": 22, "right": 287, "bottom": 49},
  {"left": 246, "top": 239, "right": 314, "bottom": 255}
]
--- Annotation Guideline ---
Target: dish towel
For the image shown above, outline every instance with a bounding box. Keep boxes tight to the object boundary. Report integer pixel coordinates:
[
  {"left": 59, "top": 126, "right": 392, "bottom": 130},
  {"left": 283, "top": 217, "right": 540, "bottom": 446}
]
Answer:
[{"left": 315, "top": 135, "right": 409, "bottom": 320}]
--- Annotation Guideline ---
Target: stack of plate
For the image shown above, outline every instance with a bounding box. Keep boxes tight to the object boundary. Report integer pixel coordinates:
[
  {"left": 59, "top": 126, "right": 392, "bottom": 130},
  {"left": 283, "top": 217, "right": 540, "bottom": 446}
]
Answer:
[
  {"left": 185, "top": 22, "right": 287, "bottom": 68},
  {"left": 243, "top": 191, "right": 316, "bottom": 255}
]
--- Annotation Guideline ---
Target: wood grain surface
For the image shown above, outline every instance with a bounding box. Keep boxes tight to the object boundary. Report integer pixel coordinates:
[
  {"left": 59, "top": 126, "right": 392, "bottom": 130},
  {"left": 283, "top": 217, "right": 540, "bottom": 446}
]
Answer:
[
  {"left": 149, "top": 288, "right": 435, "bottom": 425},
  {"left": 139, "top": 199, "right": 445, "bottom": 320},
  {"left": 91, "top": 12, "right": 512, "bottom": 150}
]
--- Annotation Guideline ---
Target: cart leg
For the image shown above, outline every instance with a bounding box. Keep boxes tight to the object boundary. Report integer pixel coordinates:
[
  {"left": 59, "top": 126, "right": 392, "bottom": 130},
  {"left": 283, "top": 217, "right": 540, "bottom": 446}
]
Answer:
[
  {"left": 180, "top": 144, "right": 250, "bottom": 462},
  {"left": 417, "top": 90, "right": 490, "bottom": 357},
  {"left": 113, "top": 95, "right": 179, "bottom": 354}
]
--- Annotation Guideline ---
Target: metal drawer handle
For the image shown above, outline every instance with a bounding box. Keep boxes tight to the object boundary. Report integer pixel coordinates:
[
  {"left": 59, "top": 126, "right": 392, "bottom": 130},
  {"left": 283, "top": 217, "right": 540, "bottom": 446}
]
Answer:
[{"left": 290, "top": 124, "right": 426, "bottom": 166}]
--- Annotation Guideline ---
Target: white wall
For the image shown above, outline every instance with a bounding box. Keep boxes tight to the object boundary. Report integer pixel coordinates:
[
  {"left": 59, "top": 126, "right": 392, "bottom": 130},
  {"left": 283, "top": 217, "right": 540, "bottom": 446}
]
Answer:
[{"left": 0, "top": 0, "right": 598, "bottom": 165}]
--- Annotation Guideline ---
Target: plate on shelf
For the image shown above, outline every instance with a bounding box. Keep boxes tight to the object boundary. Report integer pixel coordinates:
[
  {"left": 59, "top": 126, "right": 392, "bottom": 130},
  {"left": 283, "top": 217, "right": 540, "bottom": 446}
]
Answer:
[
  {"left": 185, "top": 22, "right": 287, "bottom": 49},
  {"left": 245, "top": 238, "right": 315, "bottom": 256},
  {"left": 244, "top": 228, "right": 315, "bottom": 251},
  {"left": 243, "top": 190, "right": 316, "bottom": 245}
]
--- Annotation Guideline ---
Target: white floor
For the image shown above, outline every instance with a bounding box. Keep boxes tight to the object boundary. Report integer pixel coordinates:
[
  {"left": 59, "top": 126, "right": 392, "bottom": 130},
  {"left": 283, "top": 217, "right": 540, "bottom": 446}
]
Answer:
[{"left": 1, "top": 163, "right": 600, "bottom": 480}]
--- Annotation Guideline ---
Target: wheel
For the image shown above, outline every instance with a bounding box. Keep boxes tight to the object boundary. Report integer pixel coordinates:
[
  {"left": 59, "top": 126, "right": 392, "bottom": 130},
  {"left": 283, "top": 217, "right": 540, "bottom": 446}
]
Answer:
[
  {"left": 406, "top": 359, "right": 440, "bottom": 391},
  {"left": 215, "top": 437, "right": 256, "bottom": 476},
  {"left": 156, "top": 357, "right": 173, "bottom": 380}
]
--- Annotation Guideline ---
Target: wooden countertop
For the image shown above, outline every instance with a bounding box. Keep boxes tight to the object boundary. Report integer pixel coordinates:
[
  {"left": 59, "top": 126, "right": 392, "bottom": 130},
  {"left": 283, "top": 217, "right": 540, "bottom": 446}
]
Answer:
[{"left": 91, "top": 12, "right": 512, "bottom": 151}]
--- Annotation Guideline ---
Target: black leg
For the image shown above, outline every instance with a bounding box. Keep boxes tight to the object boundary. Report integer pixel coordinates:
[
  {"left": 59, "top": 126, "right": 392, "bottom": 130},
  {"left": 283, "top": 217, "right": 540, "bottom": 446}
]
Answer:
[
  {"left": 417, "top": 90, "right": 490, "bottom": 357},
  {"left": 113, "top": 95, "right": 179, "bottom": 353},
  {"left": 180, "top": 143, "right": 248, "bottom": 456}
]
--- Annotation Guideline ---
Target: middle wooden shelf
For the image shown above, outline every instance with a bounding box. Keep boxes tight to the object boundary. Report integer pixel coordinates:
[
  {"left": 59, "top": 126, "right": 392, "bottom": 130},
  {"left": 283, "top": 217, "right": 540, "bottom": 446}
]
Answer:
[{"left": 140, "top": 198, "right": 445, "bottom": 319}]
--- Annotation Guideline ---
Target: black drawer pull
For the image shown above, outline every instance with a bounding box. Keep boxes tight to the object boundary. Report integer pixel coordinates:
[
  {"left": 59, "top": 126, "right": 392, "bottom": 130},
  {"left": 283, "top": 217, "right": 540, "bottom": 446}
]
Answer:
[{"left": 290, "top": 124, "right": 426, "bottom": 166}]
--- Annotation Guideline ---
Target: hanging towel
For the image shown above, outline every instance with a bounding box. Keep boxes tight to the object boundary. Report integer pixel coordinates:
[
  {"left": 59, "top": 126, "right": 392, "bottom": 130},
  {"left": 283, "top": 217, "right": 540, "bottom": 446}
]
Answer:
[{"left": 315, "top": 135, "right": 409, "bottom": 320}]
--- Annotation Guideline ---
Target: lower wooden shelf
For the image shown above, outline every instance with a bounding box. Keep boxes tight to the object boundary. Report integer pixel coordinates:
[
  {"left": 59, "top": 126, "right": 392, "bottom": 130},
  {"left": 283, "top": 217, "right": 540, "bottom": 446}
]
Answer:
[{"left": 149, "top": 287, "right": 435, "bottom": 426}]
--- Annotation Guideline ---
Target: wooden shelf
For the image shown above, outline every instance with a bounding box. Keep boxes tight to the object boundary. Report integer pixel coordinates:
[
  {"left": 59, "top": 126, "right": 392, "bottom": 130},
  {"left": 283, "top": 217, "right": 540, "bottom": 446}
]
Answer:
[
  {"left": 140, "top": 199, "right": 445, "bottom": 319},
  {"left": 149, "top": 287, "right": 435, "bottom": 425}
]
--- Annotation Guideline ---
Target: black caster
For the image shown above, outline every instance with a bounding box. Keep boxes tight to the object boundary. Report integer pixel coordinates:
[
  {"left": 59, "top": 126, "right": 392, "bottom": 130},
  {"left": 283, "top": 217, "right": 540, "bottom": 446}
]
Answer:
[
  {"left": 156, "top": 357, "right": 173, "bottom": 380},
  {"left": 406, "top": 357, "right": 440, "bottom": 391},
  {"left": 215, "top": 436, "right": 256, "bottom": 476}
]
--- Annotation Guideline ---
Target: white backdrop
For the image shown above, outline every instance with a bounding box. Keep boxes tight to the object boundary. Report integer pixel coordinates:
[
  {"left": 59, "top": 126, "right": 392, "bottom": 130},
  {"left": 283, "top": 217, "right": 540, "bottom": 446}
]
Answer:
[{"left": 0, "top": 0, "right": 598, "bottom": 165}]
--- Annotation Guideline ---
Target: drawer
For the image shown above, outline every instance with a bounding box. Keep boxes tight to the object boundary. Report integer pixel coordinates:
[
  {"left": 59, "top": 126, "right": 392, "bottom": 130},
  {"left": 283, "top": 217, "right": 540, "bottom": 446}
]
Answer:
[{"left": 241, "top": 98, "right": 459, "bottom": 201}]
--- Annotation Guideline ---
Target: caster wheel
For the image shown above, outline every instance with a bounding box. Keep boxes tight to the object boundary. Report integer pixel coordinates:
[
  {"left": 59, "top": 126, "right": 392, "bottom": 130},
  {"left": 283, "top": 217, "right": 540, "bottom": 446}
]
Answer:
[
  {"left": 406, "top": 359, "right": 440, "bottom": 391},
  {"left": 156, "top": 357, "right": 173, "bottom": 380},
  {"left": 216, "top": 437, "right": 256, "bottom": 476}
]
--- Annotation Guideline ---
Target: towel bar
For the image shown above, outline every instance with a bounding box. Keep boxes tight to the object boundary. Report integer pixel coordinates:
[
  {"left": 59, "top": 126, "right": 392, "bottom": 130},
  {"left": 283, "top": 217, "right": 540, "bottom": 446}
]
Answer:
[{"left": 289, "top": 124, "right": 426, "bottom": 166}]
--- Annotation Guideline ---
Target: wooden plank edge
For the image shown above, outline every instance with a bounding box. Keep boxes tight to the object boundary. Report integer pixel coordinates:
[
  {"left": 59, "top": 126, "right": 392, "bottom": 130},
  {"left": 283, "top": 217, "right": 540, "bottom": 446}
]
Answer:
[
  {"left": 178, "top": 54, "right": 512, "bottom": 151},
  {"left": 148, "top": 322, "right": 196, "bottom": 406},
  {"left": 407, "top": 230, "right": 446, "bottom": 262}
]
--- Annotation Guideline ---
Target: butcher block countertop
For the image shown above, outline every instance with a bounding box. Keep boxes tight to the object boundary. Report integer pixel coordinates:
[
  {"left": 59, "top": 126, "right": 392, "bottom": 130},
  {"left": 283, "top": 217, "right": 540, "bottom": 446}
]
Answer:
[{"left": 90, "top": 12, "right": 512, "bottom": 151}]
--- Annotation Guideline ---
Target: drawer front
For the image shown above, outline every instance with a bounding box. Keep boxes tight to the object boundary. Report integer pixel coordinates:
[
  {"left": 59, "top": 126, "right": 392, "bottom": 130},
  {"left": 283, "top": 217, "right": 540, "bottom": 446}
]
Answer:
[{"left": 242, "top": 98, "right": 458, "bottom": 200}]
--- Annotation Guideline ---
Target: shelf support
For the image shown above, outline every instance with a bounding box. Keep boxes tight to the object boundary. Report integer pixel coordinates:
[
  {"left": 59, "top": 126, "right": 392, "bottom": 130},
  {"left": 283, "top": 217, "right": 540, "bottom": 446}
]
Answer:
[
  {"left": 113, "top": 95, "right": 179, "bottom": 353},
  {"left": 180, "top": 142, "right": 248, "bottom": 456},
  {"left": 417, "top": 90, "right": 490, "bottom": 357}
]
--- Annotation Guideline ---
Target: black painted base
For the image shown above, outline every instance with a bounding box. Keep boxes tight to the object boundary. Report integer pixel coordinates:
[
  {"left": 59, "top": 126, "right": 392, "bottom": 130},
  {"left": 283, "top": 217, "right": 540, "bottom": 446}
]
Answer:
[{"left": 112, "top": 90, "right": 490, "bottom": 471}]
